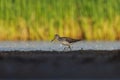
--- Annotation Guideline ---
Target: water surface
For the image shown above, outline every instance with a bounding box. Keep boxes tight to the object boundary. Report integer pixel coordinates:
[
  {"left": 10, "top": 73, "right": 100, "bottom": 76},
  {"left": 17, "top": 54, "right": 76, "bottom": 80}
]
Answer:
[{"left": 0, "top": 41, "right": 120, "bottom": 51}]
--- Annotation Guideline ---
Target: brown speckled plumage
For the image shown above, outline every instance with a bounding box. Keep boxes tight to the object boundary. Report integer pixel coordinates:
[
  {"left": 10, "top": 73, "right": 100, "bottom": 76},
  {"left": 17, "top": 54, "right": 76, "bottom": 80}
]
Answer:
[{"left": 51, "top": 34, "right": 81, "bottom": 50}]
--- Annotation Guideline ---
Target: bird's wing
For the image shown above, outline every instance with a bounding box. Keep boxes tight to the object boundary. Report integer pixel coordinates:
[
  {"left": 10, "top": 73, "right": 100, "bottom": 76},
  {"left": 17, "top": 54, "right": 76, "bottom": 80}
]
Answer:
[{"left": 62, "top": 37, "right": 80, "bottom": 43}]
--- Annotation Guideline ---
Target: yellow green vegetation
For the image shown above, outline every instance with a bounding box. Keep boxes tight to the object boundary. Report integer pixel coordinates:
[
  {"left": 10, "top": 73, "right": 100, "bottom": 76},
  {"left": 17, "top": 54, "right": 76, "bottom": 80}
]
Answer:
[{"left": 0, "top": 0, "right": 120, "bottom": 40}]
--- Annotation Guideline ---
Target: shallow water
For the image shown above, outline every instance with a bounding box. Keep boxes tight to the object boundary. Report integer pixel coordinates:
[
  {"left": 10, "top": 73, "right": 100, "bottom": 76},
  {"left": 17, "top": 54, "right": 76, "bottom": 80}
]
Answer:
[{"left": 0, "top": 41, "right": 120, "bottom": 51}]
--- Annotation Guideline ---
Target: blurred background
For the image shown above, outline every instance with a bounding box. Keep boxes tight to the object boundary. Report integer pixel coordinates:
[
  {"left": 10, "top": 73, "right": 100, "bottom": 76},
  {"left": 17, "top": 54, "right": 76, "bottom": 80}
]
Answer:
[{"left": 0, "top": 0, "right": 120, "bottom": 41}]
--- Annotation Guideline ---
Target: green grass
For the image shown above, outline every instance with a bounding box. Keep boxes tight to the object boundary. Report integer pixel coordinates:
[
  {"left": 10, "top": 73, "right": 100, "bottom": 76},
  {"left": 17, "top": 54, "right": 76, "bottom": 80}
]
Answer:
[{"left": 0, "top": 0, "right": 120, "bottom": 40}]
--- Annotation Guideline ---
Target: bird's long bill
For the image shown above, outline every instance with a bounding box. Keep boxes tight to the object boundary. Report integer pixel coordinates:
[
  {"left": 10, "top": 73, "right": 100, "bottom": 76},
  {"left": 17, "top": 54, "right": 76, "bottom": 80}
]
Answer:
[{"left": 51, "top": 37, "right": 55, "bottom": 42}]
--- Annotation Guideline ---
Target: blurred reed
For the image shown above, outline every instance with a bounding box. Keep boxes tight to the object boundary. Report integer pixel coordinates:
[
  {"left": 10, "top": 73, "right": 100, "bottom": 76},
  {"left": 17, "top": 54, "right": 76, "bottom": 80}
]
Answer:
[{"left": 0, "top": 0, "right": 120, "bottom": 40}]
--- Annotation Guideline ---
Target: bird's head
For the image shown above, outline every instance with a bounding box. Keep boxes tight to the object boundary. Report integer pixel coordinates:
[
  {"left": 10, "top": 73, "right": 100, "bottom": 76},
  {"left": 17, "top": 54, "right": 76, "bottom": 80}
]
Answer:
[{"left": 51, "top": 34, "right": 60, "bottom": 42}]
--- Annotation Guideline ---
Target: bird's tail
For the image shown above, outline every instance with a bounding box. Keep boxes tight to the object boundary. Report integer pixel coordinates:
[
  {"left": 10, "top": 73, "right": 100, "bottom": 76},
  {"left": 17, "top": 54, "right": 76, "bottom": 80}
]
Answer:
[
  {"left": 69, "top": 39, "right": 82, "bottom": 43},
  {"left": 73, "top": 39, "right": 81, "bottom": 42}
]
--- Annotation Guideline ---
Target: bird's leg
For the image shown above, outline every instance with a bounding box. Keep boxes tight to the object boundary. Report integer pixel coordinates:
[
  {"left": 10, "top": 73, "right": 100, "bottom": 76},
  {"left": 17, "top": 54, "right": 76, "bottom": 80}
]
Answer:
[
  {"left": 63, "top": 46, "right": 68, "bottom": 51},
  {"left": 68, "top": 45, "right": 71, "bottom": 51},
  {"left": 63, "top": 45, "right": 71, "bottom": 51},
  {"left": 63, "top": 47, "right": 66, "bottom": 51}
]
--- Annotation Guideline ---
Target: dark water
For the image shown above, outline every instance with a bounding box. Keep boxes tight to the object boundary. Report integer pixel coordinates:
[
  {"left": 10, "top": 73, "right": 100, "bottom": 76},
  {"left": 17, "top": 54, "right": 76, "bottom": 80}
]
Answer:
[{"left": 0, "top": 50, "right": 120, "bottom": 78}]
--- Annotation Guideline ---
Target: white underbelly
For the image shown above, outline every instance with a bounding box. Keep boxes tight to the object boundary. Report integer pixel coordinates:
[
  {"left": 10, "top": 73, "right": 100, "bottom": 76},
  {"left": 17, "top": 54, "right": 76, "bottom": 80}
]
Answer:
[{"left": 61, "top": 41, "right": 70, "bottom": 46}]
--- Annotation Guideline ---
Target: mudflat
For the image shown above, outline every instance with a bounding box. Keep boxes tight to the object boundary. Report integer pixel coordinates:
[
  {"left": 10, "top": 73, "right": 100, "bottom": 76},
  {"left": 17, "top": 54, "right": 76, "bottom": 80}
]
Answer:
[{"left": 0, "top": 50, "right": 120, "bottom": 78}]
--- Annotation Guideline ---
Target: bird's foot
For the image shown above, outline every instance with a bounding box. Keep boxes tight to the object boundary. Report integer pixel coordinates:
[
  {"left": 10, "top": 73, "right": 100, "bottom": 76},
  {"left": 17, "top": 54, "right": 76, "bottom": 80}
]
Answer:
[{"left": 63, "top": 47, "right": 71, "bottom": 51}]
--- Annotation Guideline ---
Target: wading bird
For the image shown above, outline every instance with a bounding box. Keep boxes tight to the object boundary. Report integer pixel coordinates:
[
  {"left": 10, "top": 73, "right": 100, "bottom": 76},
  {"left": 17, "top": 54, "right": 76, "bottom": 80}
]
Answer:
[{"left": 51, "top": 34, "right": 81, "bottom": 50}]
